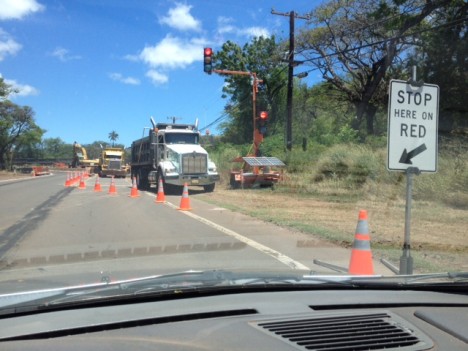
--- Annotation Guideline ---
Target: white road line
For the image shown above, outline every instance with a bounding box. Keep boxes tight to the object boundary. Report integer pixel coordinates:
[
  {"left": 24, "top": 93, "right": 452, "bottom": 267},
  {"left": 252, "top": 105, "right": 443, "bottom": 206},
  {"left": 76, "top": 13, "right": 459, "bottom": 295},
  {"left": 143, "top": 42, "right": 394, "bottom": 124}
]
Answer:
[{"left": 161, "top": 198, "right": 310, "bottom": 271}]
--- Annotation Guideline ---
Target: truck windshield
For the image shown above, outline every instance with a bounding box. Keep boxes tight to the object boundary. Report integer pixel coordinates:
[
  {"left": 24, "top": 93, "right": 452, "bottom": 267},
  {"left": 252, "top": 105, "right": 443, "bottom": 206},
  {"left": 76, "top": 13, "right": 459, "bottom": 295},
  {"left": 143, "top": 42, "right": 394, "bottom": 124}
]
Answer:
[
  {"left": 165, "top": 133, "right": 199, "bottom": 145},
  {"left": 106, "top": 155, "right": 121, "bottom": 160}
]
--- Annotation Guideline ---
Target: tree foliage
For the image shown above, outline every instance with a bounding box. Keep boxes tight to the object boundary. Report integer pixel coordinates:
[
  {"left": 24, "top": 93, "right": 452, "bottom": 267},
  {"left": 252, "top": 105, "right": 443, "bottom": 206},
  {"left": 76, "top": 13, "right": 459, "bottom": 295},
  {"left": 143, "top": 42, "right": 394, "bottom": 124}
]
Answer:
[
  {"left": 0, "top": 79, "right": 44, "bottom": 169},
  {"left": 296, "top": 0, "right": 453, "bottom": 136},
  {"left": 108, "top": 130, "right": 119, "bottom": 146},
  {"left": 214, "top": 36, "right": 288, "bottom": 144},
  {"left": 407, "top": 0, "right": 467, "bottom": 132}
]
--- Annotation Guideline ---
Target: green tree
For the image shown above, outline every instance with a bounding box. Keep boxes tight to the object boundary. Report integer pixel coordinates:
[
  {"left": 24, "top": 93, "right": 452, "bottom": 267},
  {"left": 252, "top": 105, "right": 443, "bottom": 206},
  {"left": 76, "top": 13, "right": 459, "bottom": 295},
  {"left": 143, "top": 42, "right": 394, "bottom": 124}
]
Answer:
[
  {"left": 214, "top": 36, "right": 288, "bottom": 145},
  {"left": 108, "top": 130, "right": 119, "bottom": 146},
  {"left": 408, "top": 0, "right": 467, "bottom": 132},
  {"left": 0, "top": 96, "right": 44, "bottom": 169},
  {"left": 296, "top": 0, "right": 452, "bottom": 136},
  {"left": 40, "top": 138, "right": 72, "bottom": 160}
]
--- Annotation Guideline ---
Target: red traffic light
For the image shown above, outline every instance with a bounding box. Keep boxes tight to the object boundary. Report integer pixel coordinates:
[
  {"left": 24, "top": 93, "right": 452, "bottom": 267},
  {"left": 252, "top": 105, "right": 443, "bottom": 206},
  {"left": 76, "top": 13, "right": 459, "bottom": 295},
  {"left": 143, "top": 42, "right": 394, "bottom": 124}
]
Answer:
[
  {"left": 259, "top": 111, "right": 268, "bottom": 120},
  {"left": 204, "top": 47, "right": 213, "bottom": 74}
]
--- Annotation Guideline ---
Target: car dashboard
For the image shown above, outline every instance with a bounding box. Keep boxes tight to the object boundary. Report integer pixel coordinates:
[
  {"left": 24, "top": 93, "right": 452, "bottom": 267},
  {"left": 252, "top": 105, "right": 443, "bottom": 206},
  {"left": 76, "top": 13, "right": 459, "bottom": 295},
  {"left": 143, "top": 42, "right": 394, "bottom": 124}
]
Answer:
[{"left": 0, "top": 289, "right": 467, "bottom": 350}]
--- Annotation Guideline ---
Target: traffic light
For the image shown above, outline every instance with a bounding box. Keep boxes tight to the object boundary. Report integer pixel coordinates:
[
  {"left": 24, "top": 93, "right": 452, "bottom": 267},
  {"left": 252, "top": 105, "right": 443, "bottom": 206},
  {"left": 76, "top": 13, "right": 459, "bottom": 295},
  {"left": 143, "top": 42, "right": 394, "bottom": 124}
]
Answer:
[
  {"left": 258, "top": 111, "right": 268, "bottom": 135},
  {"left": 259, "top": 111, "right": 268, "bottom": 121},
  {"left": 203, "top": 47, "right": 213, "bottom": 74}
]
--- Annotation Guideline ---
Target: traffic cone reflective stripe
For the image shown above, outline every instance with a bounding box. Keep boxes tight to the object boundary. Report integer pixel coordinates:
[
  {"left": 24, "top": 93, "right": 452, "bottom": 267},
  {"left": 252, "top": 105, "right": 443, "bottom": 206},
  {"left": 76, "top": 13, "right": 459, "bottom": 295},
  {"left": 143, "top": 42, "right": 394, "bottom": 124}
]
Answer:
[
  {"left": 178, "top": 183, "right": 192, "bottom": 211},
  {"left": 94, "top": 176, "right": 102, "bottom": 192},
  {"left": 108, "top": 177, "right": 117, "bottom": 195},
  {"left": 129, "top": 177, "right": 140, "bottom": 198},
  {"left": 348, "top": 210, "right": 374, "bottom": 275},
  {"left": 155, "top": 178, "right": 166, "bottom": 203}
]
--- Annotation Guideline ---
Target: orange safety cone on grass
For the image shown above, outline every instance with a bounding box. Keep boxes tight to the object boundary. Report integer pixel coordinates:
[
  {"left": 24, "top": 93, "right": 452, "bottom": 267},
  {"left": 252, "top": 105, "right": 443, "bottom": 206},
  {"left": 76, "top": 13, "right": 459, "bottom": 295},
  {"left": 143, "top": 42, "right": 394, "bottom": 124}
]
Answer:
[
  {"left": 129, "top": 177, "right": 140, "bottom": 198},
  {"left": 348, "top": 209, "right": 374, "bottom": 275},
  {"left": 178, "top": 183, "right": 192, "bottom": 211},
  {"left": 94, "top": 176, "right": 102, "bottom": 192},
  {"left": 155, "top": 177, "right": 166, "bottom": 203},
  {"left": 78, "top": 173, "right": 86, "bottom": 189},
  {"left": 108, "top": 176, "right": 117, "bottom": 195}
]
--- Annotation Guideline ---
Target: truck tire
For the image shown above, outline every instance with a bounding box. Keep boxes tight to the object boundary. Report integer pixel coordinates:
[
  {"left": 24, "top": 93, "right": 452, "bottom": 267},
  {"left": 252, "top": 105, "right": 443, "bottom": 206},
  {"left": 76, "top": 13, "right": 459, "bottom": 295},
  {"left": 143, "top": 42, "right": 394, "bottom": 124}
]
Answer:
[
  {"left": 136, "top": 169, "right": 149, "bottom": 190},
  {"left": 203, "top": 183, "right": 215, "bottom": 192}
]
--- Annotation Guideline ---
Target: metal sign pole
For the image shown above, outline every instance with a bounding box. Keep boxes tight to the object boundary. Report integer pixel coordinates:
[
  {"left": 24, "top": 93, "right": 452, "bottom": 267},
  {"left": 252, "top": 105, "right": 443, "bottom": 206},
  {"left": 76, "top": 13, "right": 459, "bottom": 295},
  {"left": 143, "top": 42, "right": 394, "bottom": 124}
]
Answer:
[
  {"left": 400, "top": 166, "right": 420, "bottom": 275},
  {"left": 399, "top": 66, "right": 421, "bottom": 275}
]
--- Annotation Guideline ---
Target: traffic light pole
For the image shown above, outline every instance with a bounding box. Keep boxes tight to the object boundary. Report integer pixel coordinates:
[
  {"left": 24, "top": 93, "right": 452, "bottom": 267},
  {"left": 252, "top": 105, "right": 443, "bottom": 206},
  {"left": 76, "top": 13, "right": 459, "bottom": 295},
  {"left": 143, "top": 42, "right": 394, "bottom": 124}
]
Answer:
[{"left": 212, "top": 69, "right": 263, "bottom": 156}]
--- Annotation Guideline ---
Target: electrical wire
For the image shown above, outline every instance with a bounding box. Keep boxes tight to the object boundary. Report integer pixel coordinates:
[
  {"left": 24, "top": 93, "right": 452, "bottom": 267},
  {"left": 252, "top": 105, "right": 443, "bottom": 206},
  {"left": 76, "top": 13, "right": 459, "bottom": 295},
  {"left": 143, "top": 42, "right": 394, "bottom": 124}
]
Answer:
[{"left": 300, "top": 16, "right": 467, "bottom": 63}]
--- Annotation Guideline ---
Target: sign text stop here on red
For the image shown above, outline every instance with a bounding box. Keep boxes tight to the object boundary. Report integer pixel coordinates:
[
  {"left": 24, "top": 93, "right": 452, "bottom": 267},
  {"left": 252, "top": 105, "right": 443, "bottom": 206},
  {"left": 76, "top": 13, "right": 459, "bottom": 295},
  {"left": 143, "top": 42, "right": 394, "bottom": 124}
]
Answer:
[{"left": 393, "top": 90, "right": 435, "bottom": 138}]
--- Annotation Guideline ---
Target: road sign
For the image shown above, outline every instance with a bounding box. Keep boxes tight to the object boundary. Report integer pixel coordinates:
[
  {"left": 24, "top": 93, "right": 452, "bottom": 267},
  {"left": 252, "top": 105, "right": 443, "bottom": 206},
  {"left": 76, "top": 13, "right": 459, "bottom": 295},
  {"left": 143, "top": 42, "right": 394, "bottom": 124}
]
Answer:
[{"left": 387, "top": 79, "right": 439, "bottom": 172}]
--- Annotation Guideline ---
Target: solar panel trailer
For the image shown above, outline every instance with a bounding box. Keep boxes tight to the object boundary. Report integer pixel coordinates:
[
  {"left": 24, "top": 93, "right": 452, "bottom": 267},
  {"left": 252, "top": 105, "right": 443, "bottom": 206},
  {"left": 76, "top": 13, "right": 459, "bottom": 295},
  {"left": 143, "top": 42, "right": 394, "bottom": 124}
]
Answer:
[{"left": 230, "top": 156, "right": 285, "bottom": 189}]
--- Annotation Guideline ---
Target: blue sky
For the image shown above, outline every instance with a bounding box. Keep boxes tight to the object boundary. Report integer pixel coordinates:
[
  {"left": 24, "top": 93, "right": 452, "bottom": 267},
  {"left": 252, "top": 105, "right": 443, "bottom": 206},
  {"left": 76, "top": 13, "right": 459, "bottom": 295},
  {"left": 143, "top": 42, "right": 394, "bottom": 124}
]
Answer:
[{"left": 0, "top": 0, "right": 322, "bottom": 147}]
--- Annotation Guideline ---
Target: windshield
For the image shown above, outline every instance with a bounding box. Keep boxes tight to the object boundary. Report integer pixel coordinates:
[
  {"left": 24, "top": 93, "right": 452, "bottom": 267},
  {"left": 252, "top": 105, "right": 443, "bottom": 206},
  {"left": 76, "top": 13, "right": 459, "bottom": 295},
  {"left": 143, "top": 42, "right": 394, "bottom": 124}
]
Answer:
[
  {"left": 165, "top": 132, "right": 199, "bottom": 145},
  {"left": 0, "top": 0, "right": 466, "bottom": 301}
]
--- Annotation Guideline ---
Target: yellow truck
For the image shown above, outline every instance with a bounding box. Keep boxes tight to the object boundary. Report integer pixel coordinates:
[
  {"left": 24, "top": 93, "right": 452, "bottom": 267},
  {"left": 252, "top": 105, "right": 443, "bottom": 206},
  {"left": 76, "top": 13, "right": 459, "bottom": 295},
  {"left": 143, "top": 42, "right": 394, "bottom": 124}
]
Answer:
[{"left": 96, "top": 147, "right": 128, "bottom": 178}]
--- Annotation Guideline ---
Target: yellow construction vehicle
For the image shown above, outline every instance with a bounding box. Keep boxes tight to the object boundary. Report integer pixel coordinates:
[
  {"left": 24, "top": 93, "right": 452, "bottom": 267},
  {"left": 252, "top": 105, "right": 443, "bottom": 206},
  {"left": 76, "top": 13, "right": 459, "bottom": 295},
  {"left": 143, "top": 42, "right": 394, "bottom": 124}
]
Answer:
[{"left": 71, "top": 142, "right": 99, "bottom": 169}]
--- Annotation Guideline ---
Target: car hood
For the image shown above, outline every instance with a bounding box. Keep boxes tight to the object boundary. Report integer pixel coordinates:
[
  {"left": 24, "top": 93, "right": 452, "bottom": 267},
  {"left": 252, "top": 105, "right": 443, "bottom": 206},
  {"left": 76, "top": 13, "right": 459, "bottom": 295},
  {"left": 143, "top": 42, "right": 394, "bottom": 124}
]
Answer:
[{"left": 167, "top": 144, "right": 207, "bottom": 155}]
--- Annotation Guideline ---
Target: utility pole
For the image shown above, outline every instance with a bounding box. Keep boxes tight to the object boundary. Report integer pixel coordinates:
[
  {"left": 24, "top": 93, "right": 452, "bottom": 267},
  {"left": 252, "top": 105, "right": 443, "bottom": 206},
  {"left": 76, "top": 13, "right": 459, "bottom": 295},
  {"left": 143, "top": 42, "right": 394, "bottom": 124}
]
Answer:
[{"left": 271, "top": 9, "right": 310, "bottom": 151}]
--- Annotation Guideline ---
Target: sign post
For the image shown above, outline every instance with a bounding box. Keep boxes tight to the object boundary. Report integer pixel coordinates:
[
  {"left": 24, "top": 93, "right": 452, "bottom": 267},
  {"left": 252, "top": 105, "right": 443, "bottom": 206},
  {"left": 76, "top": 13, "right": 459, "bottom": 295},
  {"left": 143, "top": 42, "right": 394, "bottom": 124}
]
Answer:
[{"left": 387, "top": 73, "right": 439, "bottom": 275}]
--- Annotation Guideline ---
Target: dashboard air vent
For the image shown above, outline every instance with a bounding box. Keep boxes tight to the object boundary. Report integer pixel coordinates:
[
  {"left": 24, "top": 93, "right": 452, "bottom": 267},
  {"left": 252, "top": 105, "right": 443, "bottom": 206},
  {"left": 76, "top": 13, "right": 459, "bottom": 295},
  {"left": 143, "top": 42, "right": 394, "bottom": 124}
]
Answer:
[{"left": 256, "top": 311, "right": 433, "bottom": 351}]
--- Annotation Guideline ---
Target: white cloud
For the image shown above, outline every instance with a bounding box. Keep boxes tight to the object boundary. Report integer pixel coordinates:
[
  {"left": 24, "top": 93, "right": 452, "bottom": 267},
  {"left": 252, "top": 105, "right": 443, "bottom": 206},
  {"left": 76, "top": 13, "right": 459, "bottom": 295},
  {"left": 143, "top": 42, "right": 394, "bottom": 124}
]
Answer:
[
  {"left": 159, "top": 3, "right": 201, "bottom": 32},
  {"left": 3, "top": 78, "right": 39, "bottom": 97},
  {"left": 109, "top": 72, "right": 140, "bottom": 85},
  {"left": 239, "top": 26, "right": 270, "bottom": 38},
  {"left": 139, "top": 35, "right": 202, "bottom": 70},
  {"left": 0, "top": 0, "right": 45, "bottom": 20},
  {"left": 50, "top": 47, "right": 81, "bottom": 62},
  {"left": 216, "top": 16, "right": 270, "bottom": 39},
  {"left": 217, "top": 16, "right": 235, "bottom": 35},
  {"left": 0, "top": 29, "right": 22, "bottom": 61},
  {"left": 146, "top": 69, "right": 168, "bottom": 85}
]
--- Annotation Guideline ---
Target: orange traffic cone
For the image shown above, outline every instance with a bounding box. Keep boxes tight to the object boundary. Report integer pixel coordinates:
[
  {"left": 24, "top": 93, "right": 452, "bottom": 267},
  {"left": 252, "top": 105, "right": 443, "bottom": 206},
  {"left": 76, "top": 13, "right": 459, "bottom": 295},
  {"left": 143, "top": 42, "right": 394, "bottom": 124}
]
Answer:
[
  {"left": 108, "top": 176, "right": 117, "bottom": 195},
  {"left": 178, "top": 183, "right": 192, "bottom": 211},
  {"left": 129, "top": 177, "right": 140, "bottom": 198},
  {"left": 65, "top": 172, "right": 71, "bottom": 187},
  {"left": 78, "top": 173, "right": 86, "bottom": 189},
  {"left": 348, "top": 210, "right": 374, "bottom": 275},
  {"left": 155, "top": 177, "right": 166, "bottom": 203},
  {"left": 94, "top": 176, "right": 102, "bottom": 192}
]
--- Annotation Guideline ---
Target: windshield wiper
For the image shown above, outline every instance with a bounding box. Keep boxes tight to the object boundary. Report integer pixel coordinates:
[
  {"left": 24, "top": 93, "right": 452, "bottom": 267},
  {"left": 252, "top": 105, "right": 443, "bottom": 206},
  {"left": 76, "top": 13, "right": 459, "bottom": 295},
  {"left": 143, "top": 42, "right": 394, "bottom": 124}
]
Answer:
[
  {"left": 1, "top": 270, "right": 466, "bottom": 316},
  {"left": 0, "top": 270, "right": 355, "bottom": 313}
]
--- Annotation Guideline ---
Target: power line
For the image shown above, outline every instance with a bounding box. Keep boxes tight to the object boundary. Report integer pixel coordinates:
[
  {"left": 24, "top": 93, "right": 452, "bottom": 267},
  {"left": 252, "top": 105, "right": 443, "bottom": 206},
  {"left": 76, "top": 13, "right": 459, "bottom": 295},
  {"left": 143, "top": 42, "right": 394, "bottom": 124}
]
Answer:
[{"left": 300, "top": 16, "right": 468, "bottom": 63}]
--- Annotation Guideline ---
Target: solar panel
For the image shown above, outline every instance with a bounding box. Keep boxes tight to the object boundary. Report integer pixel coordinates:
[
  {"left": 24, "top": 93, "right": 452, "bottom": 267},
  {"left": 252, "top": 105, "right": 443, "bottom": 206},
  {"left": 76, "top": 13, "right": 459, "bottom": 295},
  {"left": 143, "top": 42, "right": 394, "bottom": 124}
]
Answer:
[{"left": 242, "top": 157, "right": 285, "bottom": 167}]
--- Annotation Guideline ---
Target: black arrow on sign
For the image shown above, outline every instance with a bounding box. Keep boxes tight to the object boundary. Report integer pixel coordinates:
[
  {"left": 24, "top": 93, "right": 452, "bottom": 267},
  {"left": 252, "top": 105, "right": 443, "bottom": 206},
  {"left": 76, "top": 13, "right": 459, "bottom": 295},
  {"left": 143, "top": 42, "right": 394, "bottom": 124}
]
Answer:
[{"left": 399, "top": 143, "right": 427, "bottom": 164}]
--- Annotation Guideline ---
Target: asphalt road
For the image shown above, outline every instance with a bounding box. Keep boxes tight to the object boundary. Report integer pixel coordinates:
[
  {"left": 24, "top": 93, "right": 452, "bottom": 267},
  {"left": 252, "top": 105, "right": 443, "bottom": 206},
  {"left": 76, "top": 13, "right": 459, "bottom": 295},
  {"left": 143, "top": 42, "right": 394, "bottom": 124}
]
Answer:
[{"left": 0, "top": 172, "right": 389, "bottom": 293}]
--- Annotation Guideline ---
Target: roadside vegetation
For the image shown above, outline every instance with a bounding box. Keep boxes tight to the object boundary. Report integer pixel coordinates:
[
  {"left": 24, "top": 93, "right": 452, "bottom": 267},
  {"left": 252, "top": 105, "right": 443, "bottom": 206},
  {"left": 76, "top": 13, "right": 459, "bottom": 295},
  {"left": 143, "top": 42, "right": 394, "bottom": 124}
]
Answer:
[{"left": 203, "top": 135, "right": 467, "bottom": 273}]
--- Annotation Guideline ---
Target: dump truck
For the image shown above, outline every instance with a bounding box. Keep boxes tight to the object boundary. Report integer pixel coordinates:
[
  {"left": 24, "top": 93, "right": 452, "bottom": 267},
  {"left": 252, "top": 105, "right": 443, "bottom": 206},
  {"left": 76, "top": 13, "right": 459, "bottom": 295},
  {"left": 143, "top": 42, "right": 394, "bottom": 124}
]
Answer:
[
  {"left": 97, "top": 147, "right": 128, "bottom": 178},
  {"left": 130, "top": 118, "right": 219, "bottom": 192}
]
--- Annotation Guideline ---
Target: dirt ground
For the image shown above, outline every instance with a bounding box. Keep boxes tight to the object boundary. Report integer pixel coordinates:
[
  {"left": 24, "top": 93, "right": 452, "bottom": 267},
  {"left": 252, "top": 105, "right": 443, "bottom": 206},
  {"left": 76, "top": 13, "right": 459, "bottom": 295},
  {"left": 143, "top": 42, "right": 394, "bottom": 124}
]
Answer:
[{"left": 199, "top": 184, "right": 468, "bottom": 272}]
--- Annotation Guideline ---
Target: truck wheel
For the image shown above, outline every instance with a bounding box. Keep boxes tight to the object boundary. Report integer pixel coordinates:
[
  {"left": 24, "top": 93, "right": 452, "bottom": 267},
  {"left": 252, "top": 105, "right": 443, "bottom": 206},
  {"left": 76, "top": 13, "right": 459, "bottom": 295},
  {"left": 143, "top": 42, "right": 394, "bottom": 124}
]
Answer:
[
  {"left": 203, "top": 183, "right": 215, "bottom": 192},
  {"left": 136, "top": 170, "right": 149, "bottom": 190}
]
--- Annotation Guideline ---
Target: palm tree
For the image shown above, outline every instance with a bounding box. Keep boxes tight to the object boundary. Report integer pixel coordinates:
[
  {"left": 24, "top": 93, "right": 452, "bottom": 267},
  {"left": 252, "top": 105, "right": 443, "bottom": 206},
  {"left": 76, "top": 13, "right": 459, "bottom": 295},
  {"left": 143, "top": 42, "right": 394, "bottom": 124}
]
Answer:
[{"left": 108, "top": 130, "right": 119, "bottom": 147}]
